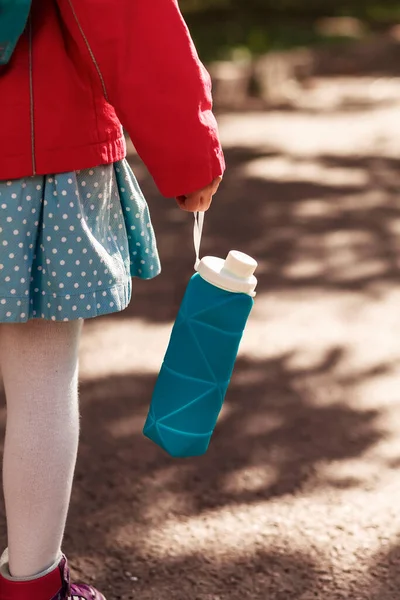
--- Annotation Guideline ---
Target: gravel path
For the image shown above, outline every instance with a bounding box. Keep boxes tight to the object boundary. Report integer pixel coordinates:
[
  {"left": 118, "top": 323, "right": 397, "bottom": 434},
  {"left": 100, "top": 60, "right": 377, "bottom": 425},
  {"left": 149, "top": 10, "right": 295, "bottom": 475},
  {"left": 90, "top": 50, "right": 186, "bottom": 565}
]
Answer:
[{"left": 4, "top": 76, "right": 400, "bottom": 600}]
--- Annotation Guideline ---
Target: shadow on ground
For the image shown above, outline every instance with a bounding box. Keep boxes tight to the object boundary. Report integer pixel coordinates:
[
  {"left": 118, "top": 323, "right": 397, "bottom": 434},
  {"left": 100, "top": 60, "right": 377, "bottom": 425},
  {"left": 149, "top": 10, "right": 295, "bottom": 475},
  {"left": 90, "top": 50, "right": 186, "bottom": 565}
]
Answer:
[
  {"left": 0, "top": 345, "right": 390, "bottom": 598},
  {"left": 361, "top": 540, "right": 400, "bottom": 600},
  {"left": 74, "top": 142, "right": 400, "bottom": 597},
  {"left": 114, "top": 145, "right": 400, "bottom": 326},
  {"left": 1, "top": 132, "right": 400, "bottom": 597},
  {"left": 47, "top": 350, "right": 390, "bottom": 597}
]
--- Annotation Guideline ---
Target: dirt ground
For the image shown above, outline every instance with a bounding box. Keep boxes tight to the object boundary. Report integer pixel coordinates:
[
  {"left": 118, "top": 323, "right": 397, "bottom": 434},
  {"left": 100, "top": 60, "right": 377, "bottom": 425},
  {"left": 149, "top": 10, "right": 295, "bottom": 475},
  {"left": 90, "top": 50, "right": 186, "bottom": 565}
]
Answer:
[{"left": 4, "top": 76, "right": 400, "bottom": 599}]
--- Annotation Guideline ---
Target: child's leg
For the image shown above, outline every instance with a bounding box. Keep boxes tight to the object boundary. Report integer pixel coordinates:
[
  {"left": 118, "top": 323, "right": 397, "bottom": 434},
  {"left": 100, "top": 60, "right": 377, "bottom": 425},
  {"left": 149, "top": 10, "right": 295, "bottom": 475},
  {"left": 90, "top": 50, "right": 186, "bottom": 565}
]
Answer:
[{"left": 0, "top": 319, "right": 82, "bottom": 579}]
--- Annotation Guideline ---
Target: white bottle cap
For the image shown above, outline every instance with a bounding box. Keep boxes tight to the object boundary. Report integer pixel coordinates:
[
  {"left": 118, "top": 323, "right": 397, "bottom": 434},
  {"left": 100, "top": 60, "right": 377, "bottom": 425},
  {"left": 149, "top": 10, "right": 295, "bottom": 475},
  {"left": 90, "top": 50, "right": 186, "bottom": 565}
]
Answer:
[{"left": 197, "top": 250, "right": 258, "bottom": 296}]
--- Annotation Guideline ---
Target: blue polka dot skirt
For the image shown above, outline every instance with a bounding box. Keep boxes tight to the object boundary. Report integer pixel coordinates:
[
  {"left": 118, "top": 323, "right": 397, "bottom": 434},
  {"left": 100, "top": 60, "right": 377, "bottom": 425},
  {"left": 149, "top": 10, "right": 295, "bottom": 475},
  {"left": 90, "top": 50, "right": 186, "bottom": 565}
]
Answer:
[{"left": 0, "top": 160, "right": 161, "bottom": 322}]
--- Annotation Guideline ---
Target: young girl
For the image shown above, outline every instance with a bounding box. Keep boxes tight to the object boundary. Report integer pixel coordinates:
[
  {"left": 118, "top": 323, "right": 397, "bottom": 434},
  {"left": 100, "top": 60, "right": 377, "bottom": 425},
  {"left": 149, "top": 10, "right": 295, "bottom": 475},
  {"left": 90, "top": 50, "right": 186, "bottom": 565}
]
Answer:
[{"left": 0, "top": 0, "right": 224, "bottom": 598}]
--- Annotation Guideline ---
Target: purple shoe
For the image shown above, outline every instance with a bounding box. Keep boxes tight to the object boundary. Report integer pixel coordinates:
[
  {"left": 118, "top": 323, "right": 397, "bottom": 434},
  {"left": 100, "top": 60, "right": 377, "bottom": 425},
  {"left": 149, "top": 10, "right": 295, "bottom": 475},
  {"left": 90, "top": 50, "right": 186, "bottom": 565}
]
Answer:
[{"left": 0, "top": 554, "right": 106, "bottom": 600}]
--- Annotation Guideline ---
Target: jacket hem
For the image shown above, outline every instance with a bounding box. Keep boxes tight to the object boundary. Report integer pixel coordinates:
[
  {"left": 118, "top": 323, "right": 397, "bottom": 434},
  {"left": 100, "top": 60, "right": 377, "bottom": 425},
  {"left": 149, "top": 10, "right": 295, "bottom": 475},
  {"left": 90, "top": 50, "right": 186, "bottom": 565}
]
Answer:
[{"left": 0, "top": 136, "right": 126, "bottom": 181}]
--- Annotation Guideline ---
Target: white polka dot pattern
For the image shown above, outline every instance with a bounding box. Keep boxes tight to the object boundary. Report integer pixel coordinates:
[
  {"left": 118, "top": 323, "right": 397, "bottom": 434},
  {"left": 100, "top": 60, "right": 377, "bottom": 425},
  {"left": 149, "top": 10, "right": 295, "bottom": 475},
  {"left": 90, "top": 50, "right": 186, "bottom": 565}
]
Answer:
[{"left": 0, "top": 161, "right": 160, "bottom": 322}]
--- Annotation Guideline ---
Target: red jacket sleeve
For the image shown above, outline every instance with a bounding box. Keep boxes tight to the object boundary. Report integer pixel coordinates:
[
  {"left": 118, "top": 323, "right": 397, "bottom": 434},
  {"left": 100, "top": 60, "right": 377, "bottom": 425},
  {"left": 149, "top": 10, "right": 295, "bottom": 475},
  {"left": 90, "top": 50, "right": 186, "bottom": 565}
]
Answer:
[{"left": 57, "top": 0, "right": 225, "bottom": 198}]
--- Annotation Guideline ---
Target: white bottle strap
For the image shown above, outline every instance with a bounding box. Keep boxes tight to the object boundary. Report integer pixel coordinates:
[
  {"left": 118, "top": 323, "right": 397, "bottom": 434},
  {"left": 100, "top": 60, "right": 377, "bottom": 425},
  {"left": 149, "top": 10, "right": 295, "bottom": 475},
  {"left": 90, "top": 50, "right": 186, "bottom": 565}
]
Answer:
[{"left": 193, "top": 211, "right": 205, "bottom": 271}]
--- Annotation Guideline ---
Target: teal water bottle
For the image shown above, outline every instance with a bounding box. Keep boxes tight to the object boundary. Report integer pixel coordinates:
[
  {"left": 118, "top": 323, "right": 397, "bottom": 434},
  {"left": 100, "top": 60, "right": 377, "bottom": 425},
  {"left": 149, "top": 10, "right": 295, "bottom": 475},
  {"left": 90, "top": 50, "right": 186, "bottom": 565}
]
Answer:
[
  {"left": 0, "top": 0, "right": 32, "bottom": 65},
  {"left": 143, "top": 213, "right": 258, "bottom": 458}
]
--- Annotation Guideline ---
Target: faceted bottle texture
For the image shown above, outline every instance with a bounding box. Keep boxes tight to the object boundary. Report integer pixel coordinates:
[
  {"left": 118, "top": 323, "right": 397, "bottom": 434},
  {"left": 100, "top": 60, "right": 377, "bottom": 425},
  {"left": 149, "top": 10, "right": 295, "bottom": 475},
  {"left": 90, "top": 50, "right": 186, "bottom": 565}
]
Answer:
[{"left": 143, "top": 273, "right": 254, "bottom": 458}]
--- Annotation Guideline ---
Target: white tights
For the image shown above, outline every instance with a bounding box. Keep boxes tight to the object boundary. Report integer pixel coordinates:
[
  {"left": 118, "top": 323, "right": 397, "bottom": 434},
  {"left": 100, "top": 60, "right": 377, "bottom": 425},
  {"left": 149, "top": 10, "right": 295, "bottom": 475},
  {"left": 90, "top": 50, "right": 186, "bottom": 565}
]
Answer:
[{"left": 0, "top": 320, "right": 82, "bottom": 578}]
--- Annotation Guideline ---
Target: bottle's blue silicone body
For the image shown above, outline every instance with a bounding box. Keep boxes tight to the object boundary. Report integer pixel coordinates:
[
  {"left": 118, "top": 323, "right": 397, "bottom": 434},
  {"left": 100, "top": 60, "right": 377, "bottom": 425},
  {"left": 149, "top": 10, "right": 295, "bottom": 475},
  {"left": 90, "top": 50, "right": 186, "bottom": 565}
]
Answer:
[
  {"left": 0, "top": 0, "right": 32, "bottom": 65},
  {"left": 143, "top": 273, "right": 254, "bottom": 458}
]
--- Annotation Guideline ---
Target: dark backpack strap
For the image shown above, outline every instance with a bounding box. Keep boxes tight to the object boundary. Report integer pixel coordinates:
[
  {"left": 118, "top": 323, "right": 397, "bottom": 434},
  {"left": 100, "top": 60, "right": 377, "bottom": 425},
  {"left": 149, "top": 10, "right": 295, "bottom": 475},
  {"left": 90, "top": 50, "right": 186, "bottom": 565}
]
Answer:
[{"left": 0, "top": 0, "right": 32, "bottom": 65}]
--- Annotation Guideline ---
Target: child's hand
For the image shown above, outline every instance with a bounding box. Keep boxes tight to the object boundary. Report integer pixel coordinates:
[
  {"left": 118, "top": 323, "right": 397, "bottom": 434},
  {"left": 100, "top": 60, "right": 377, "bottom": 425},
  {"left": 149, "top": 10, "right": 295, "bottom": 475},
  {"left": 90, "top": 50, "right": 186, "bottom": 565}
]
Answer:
[{"left": 176, "top": 177, "right": 222, "bottom": 212}]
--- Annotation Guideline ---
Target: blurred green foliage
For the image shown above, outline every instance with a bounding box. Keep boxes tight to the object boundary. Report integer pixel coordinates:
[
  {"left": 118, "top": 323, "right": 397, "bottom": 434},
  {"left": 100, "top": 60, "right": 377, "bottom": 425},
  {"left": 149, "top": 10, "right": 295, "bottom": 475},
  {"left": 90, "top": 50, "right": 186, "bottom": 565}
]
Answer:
[
  {"left": 180, "top": 0, "right": 400, "bottom": 19},
  {"left": 180, "top": 1, "right": 400, "bottom": 62}
]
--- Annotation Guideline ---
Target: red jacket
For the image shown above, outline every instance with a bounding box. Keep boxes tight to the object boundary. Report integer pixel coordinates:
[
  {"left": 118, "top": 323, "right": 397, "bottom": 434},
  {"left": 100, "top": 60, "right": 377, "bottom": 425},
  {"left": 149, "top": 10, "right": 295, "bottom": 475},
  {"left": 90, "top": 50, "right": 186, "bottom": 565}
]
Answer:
[{"left": 0, "top": 0, "right": 225, "bottom": 197}]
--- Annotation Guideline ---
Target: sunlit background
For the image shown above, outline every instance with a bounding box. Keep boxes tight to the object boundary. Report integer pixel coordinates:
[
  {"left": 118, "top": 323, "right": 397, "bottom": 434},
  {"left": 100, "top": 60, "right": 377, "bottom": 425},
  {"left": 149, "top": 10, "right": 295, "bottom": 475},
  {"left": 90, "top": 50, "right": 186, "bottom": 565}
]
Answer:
[{"left": 4, "top": 2, "right": 400, "bottom": 599}]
